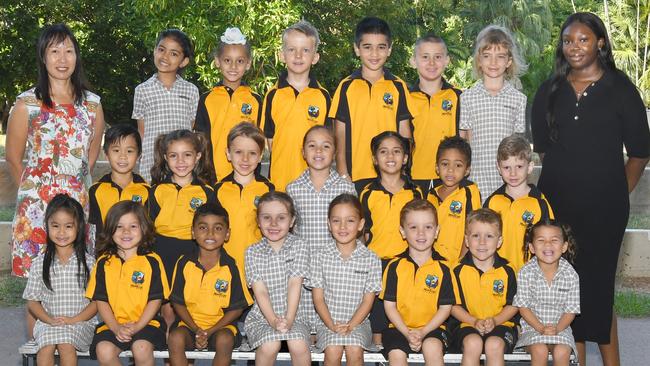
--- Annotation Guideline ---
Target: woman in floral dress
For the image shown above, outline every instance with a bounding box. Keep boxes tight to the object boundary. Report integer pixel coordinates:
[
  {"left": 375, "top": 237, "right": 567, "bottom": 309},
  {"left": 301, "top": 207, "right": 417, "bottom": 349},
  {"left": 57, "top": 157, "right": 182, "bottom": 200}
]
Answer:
[{"left": 6, "top": 23, "right": 105, "bottom": 277}]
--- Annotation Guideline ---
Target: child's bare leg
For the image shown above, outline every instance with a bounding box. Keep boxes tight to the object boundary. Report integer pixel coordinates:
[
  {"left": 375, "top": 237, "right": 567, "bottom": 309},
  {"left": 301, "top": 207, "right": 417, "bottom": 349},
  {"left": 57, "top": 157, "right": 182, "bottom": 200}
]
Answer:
[
  {"left": 576, "top": 341, "right": 586, "bottom": 366},
  {"left": 95, "top": 341, "right": 122, "bottom": 366},
  {"left": 168, "top": 326, "right": 192, "bottom": 366},
  {"left": 343, "top": 345, "right": 364, "bottom": 366},
  {"left": 26, "top": 311, "right": 35, "bottom": 339},
  {"left": 484, "top": 336, "right": 505, "bottom": 366},
  {"left": 213, "top": 328, "right": 236, "bottom": 366},
  {"left": 161, "top": 303, "right": 175, "bottom": 333},
  {"left": 460, "top": 333, "right": 482, "bottom": 366},
  {"left": 421, "top": 337, "right": 445, "bottom": 366},
  {"left": 528, "top": 343, "right": 550, "bottom": 366},
  {"left": 131, "top": 339, "right": 155, "bottom": 366},
  {"left": 323, "top": 345, "right": 344, "bottom": 366},
  {"left": 255, "top": 341, "right": 281, "bottom": 366},
  {"left": 287, "top": 339, "right": 311, "bottom": 366},
  {"left": 36, "top": 344, "right": 56, "bottom": 366},
  {"left": 388, "top": 349, "right": 408, "bottom": 366},
  {"left": 550, "top": 344, "right": 572, "bottom": 366},
  {"left": 57, "top": 343, "right": 78, "bottom": 366}
]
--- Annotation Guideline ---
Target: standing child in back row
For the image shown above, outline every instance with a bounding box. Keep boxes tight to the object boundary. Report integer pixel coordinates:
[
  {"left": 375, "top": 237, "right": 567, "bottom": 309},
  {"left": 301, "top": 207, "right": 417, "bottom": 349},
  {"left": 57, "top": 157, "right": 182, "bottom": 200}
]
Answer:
[
  {"left": 330, "top": 17, "right": 412, "bottom": 192},
  {"left": 195, "top": 27, "right": 261, "bottom": 182},
  {"left": 459, "top": 25, "right": 527, "bottom": 198},
  {"left": 133, "top": 29, "right": 199, "bottom": 182},
  {"left": 261, "top": 20, "right": 331, "bottom": 191}
]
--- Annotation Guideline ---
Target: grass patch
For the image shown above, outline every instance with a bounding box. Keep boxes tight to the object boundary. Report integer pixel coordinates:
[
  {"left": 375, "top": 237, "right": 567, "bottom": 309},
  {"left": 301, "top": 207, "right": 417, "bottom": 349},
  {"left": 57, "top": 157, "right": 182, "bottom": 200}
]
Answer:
[
  {"left": 614, "top": 291, "right": 650, "bottom": 317},
  {"left": 0, "top": 206, "right": 15, "bottom": 221},
  {"left": 628, "top": 214, "right": 650, "bottom": 230},
  {"left": 0, "top": 275, "right": 26, "bottom": 307}
]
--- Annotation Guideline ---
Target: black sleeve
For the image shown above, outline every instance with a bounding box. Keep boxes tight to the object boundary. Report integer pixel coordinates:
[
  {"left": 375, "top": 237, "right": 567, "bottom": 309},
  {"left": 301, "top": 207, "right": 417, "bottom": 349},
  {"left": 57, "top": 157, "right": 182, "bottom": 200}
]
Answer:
[
  {"left": 224, "top": 260, "right": 250, "bottom": 311},
  {"left": 146, "top": 256, "right": 165, "bottom": 301},
  {"left": 531, "top": 79, "right": 552, "bottom": 154},
  {"left": 88, "top": 184, "right": 102, "bottom": 228},
  {"left": 394, "top": 81, "right": 412, "bottom": 123},
  {"left": 148, "top": 186, "right": 160, "bottom": 221},
  {"left": 505, "top": 266, "right": 517, "bottom": 305},
  {"left": 437, "top": 263, "right": 456, "bottom": 306},
  {"left": 618, "top": 74, "right": 650, "bottom": 158},
  {"left": 194, "top": 93, "right": 211, "bottom": 134},
  {"left": 91, "top": 257, "right": 109, "bottom": 302},
  {"left": 454, "top": 88, "right": 462, "bottom": 135},
  {"left": 380, "top": 259, "right": 400, "bottom": 301},
  {"left": 253, "top": 92, "right": 263, "bottom": 127},
  {"left": 169, "top": 257, "right": 187, "bottom": 305},
  {"left": 263, "top": 89, "right": 278, "bottom": 138}
]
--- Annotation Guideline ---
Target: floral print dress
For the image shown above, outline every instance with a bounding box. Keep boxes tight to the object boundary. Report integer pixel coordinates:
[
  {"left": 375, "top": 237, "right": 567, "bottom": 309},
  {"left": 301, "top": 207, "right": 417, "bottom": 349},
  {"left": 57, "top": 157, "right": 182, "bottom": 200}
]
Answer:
[{"left": 11, "top": 88, "right": 100, "bottom": 277}]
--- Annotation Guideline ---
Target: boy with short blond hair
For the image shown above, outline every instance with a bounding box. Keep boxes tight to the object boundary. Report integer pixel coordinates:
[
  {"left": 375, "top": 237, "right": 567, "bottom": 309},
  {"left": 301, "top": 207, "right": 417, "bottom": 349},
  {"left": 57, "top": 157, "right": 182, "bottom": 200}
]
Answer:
[
  {"left": 484, "top": 134, "right": 554, "bottom": 271},
  {"left": 260, "top": 20, "right": 331, "bottom": 191}
]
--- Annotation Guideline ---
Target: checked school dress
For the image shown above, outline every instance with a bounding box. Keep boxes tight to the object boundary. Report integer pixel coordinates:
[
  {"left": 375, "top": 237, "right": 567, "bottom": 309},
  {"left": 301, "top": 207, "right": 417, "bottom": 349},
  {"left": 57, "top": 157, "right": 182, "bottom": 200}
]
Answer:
[
  {"left": 22, "top": 254, "right": 97, "bottom": 351},
  {"left": 244, "top": 234, "right": 311, "bottom": 348},
  {"left": 513, "top": 257, "right": 580, "bottom": 355},
  {"left": 307, "top": 241, "right": 382, "bottom": 351}
]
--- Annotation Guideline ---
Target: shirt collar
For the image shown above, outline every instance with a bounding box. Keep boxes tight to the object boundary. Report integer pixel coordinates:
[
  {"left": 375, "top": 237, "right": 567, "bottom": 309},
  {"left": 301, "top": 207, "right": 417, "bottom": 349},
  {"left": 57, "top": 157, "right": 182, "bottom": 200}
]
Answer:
[
  {"left": 398, "top": 248, "right": 446, "bottom": 266},
  {"left": 98, "top": 173, "right": 146, "bottom": 187},
  {"left": 460, "top": 251, "right": 509, "bottom": 272},
  {"left": 278, "top": 70, "right": 320, "bottom": 90},
  {"left": 409, "top": 78, "right": 453, "bottom": 94},
  {"left": 186, "top": 248, "right": 228, "bottom": 270},
  {"left": 368, "top": 176, "right": 419, "bottom": 194},
  {"left": 161, "top": 175, "right": 203, "bottom": 187},
  {"left": 493, "top": 183, "right": 543, "bottom": 201},
  {"left": 349, "top": 68, "right": 397, "bottom": 81},
  {"left": 475, "top": 80, "right": 514, "bottom": 96}
]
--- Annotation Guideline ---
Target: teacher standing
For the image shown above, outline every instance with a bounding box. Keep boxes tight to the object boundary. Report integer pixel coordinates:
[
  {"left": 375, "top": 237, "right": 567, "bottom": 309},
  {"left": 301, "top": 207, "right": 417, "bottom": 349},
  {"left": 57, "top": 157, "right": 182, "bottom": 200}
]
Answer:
[{"left": 531, "top": 12, "right": 650, "bottom": 366}]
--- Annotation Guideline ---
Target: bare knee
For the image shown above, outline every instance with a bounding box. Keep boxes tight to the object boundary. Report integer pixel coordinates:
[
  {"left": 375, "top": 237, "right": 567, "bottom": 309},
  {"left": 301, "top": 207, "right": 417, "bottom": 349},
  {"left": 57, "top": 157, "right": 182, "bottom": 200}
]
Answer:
[
  {"left": 484, "top": 336, "right": 505, "bottom": 356},
  {"left": 462, "top": 334, "right": 484, "bottom": 356},
  {"left": 324, "top": 345, "right": 344, "bottom": 364},
  {"left": 168, "top": 328, "right": 188, "bottom": 351},
  {"left": 388, "top": 349, "right": 408, "bottom": 366},
  {"left": 95, "top": 341, "right": 120, "bottom": 363},
  {"left": 214, "top": 329, "right": 235, "bottom": 353},
  {"left": 529, "top": 344, "right": 550, "bottom": 365},
  {"left": 131, "top": 339, "right": 154, "bottom": 361},
  {"left": 551, "top": 344, "right": 572, "bottom": 364},
  {"left": 256, "top": 341, "right": 281, "bottom": 356},
  {"left": 344, "top": 346, "right": 364, "bottom": 365}
]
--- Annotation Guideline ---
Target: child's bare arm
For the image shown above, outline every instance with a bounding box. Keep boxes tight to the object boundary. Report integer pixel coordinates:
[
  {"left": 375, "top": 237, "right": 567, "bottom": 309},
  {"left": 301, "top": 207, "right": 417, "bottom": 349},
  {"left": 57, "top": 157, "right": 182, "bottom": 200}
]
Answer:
[
  {"left": 334, "top": 120, "right": 349, "bottom": 177},
  {"left": 451, "top": 304, "right": 477, "bottom": 327},
  {"left": 312, "top": 288, "right": 336, "bottom": 331},
  {"left": 459, "top": 129, "right": 471, "bottom": 140},
  {"left": 285, "top": 276, "right": 303, "bottom": 327},
  {"left": 491, "top": 305, "right": 518, "bottom": 327},
  {"left": 251, "top": 281, "right": 280, "bottom": 327},
  {"left": 398, "top": 119, "right": 412, "bottom": 139},
  {"left": 96, "top": 300, "right": 121, "bottom": 333},
  {"left": 384, "top": 300, "right": 410, "bottom": 337},
  {"left": 133, "top": 299, "right": 162, "bottom": 332},
  {"left": 67, "top": 301, "right": 98, "bottom": 323},
  {"left": 26, "top": 300, "right": 56, "bottom": 325},
  {"left": 555, "top": 312, "right": 576, "bottom": 333},
  {"left": 137, "top": 119, "right": 144, "bottom": 139},
  {"left": 205, "top": 308, "right": 245, "bottom": 336},
  {"left": 88, "top": 105, "right": 105, "bottom": 172},
  {"left": 347, "top": 291, "right": 375, "bottom": 330},
  {"left": 171, "top": 302, "right": 200, "bottom": 332},
  {"left": 519, "top": 307, "right": 545, "bottom": 333},
  {"left": 420, "top": 304, "right": 452, "bottom": 335}
]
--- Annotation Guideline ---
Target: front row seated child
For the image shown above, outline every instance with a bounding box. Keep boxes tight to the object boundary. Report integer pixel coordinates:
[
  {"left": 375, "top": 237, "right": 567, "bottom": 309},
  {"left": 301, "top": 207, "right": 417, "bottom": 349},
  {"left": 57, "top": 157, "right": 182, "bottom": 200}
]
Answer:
[
  {"left": 484, "top": 134, "right": 553, "bottom": 271},
  {"left": 168, "top": 203, "right": 252, "bottom": 366},
  {"left": 450, "top": 208, "right": 518, "bottom": 366},
  {"left": 380, "top": 199, "right": 454, "bottom": 366},
  {"left": 244, "top": 192, "right": 311, "bottom": 366},
  {"left": 87, "top": 201, "right": 170, "bottom": 365},
  {"left": 514, "top": 220, "right": 580, "bottom": 366},
  {"left": 22, "top": 194, "right": 97, "bottom": 366},
  {"left": 89, "top": 124, "right": 149, "bottom": 235},
  {"left": 427, "top": 136, "right": 481, "bottom": 266},
  {"left": 308, "top": 193, "right": 382, "bottom": 365}
]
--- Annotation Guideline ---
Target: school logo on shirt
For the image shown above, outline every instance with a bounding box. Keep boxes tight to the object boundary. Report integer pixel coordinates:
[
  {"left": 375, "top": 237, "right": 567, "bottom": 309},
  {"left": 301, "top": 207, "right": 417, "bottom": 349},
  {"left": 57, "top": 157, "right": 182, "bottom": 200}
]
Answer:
[
  {"left": 449, "top": 200, "right": 463, "bottom": 215},
  {"left": 493, "top": 279, "right": 504, "bottom": 296},
  {"left": 132, "top": 271, "right": 145, "bottom": 285},
  {"left": 214, "top": 279, "right": 229, "bottom": 294},
  {"left": 441, "top": 99, "right": 453, "bottom": 112},
  {"left": 241, "top": 103, "right": 252, "bottom": 115},
  {"left": 307, "top": 105, "right": 320, "bottom": 119},
  {"left": 190, "top": 197, "right": 203, "bottom": 210},
  {"left": 383, "top": 92, "right": 394, "bottom": 106},
  {"left": 425, "top": 274, "right": 439, "bottom": 289},
  {"left": 131, "top": 195, "right": 142, "bottom": 203},
  {"left": 521, "top": 211, "right": 535, "bottom": 225}
]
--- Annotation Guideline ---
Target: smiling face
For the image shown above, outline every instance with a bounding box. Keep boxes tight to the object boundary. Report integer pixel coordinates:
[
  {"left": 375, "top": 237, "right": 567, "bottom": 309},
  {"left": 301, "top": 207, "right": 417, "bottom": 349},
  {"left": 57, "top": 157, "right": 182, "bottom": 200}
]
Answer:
[
  {"left": 193, "top": 214, "right": 230, "bottom": 252},
  {"left": 412, "top": 41, "right": 449, "bottom": 82},
  {"left": 227, "top": 135, "right": 262, "bottom": 178},
  {"left": 328, "top": 202, "right": 364, "bottom": 246},
  {"left": 373, "top": 136, "right": 407, "bottom": 176},
  {"left": 281, "top": 30, "right": 320, "bottom": 76},
  {"left": 436, "top": 148, "right": 470, "bottom": 189},
  {"left": 562, "top": 21, "right": 604, "bottom": 72},
  {"left": 355, "top": 33, "right": 392, "bottom": 73},
  {"left": 47, "top": 209, "right": 78, "bottom": 249},
  {"left": 107, "top": 135, "right": 140, "bottom": 176},
  {"left": 153, "top": 36, "right": 189, "bottom": 74},
  {"left": 465, "top": 221, "right": 502, "bottom": 265},
  {"left": 477, "top": 44, "right": 512, "bottom": 80},
  {"left": 215, "top": 44, "right": 251, "bottom": 87},
  {"left": 497, "top": 156, "right": 533, "bottom": 190},
  {"left": 400, "top": 209, "right": 438, "bottom": 253},
  {"left": 257, "top": 200, "right": 295, "bottom": 245},
  {"left": 44, "top": 37, "right": 77, "bottom": 82},
  {"left": 302, "top": 128, "right": 335, "bottom": 172},
  {"left": 165, "top": 140, "right": 201, "bottom": 180},
  {"left": 113, "top": 212, "right": 143, "bottom": 256},
  {"left": 529, "top": 225, "right": 568, "bottom": 266}
]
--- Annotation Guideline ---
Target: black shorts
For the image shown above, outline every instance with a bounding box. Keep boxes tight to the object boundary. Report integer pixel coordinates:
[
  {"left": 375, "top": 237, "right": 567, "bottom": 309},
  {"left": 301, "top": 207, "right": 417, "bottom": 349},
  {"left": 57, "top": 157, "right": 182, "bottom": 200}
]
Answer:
[
  {"left": 170, "top": 321, "right": 242, "bottom": 351},
  {"left": 89, "top": 321, "right": 167, "bottom": 359},
  {"left": 381, "top": 327, "right": 449, "bottom": 358},
  {"left": 153, "top": 235, "right": 197, "bottom": 284},
  {"left": 451, "top": 325, "right": 517, "bottom": 354}
]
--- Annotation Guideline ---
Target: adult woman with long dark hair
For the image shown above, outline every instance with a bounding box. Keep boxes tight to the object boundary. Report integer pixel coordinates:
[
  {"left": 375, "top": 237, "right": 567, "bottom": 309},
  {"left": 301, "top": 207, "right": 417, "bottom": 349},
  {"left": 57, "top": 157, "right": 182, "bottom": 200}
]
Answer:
[
  {"left": 531, "top": 12, "right": 649, "bottom": 365},
  {"left": 6, "top": 23, "right": 105, "bottom": 278}
]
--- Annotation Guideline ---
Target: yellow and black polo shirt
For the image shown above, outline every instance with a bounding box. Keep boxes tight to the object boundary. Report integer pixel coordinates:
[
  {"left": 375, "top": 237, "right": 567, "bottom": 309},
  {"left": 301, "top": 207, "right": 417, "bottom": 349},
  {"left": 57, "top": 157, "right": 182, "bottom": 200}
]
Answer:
[
  {"left": 380, "top": 250, "right": 454, "bottom": 329},
  {"left": 88, "top": 174, "right": 150, "bottom": 233},
  {"left": 214, "top": 172, "right": 274, "bottom": 273},
  {"left": 194, "top": 83, "right": 262, "bottom": 182},
  {"left": 410, "top": 79, "right": 462, "bottom": 180},
  {"left": 260, "top": 71, "right": 331, "bottom": 191},
  {"left": 329, "top": 68, "right": 412, "bottom": 181},
  {"left": 149, "top": 177, "right": 216, "bottom": 240},
  {"left": 452, "top": 252, "right": 517, "bottom": 328},
  {"left": 170, "top": 249, "right": 251, "bottom": 333},
  {"left": 484, "top": 184, "right": 554, "bottom": 271},
  {"left": 427, "top": 178, "right": 481, "bottom": 265},
  {"left": 360, "top": 179, "right": 423, "bottom": 259},
  {"left": 86, "top": 252, "right": 169, "bottom": 332}
]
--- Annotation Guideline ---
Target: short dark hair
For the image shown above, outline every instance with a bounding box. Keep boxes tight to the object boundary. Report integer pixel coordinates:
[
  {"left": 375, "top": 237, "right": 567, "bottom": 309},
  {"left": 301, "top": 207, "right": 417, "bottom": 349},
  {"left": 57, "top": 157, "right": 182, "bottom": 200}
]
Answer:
[
  {"left": 103, "top": 123, "right": 142, "bottom": 155},
  {"left": 328, "top": 193, "right": 363, "bottom": 219},
  {"left": 193, "top": 202, "right": 230, "bottom": 228},
  {"left": 436, "top": 136, "right": 472, "bottom": 167},
  {"left": 355, "top": 17, "right": 392, "bottom": 46},
  {"left": 156, "top": 29, "right": 194, "bottom": 72}
]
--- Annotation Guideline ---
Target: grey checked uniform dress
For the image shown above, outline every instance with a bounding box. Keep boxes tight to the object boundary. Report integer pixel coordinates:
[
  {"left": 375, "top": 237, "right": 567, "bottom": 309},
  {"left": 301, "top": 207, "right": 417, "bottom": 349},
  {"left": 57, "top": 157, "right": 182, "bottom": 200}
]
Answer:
[
  {"left": 132, "top": 74, "right": 199, "bottom": 182},
  {"left": 244, "top": 233, "right": 311, "bottom": 348},
  {"left": 22, "top": 254, "right": 97, "bottom": 351},
  {"left": 513, "top": 257, "right": 580, "bottom": 355},
  {"left": 459, "top": 81, "right": 526, "bottom": 199},
  {"left": 307, "top": 241, "right": 382, "bottom": 351}
]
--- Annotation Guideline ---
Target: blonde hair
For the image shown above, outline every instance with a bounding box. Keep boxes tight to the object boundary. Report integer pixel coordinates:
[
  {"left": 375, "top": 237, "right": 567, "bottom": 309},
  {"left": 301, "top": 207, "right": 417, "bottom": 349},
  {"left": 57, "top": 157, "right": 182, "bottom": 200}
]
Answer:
[
  {"left": 282, "top": 20, "right": 320, "bottom": 51},
  {"left": 472, "top": 25, "right": 527, "bottom": 86}
]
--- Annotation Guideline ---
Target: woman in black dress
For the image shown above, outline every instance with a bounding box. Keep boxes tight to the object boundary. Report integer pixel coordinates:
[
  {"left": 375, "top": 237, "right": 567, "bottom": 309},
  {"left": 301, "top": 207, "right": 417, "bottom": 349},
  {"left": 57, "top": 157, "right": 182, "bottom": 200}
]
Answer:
[{"left": 531, "top": 12, "right": 650, "bottom": 365}]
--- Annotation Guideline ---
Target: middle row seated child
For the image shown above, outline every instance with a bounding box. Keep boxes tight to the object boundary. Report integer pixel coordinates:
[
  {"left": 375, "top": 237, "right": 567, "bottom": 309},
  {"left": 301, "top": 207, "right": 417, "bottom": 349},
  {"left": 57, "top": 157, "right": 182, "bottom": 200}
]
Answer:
[
  {"left": 330, "top": 17, "right": 413, "bottom": 192},
  {"left": 168, "top": 203, "right": 252, "bottom": 366},
  {"left": 308, "top": 193, "right": 382, "bottom": 366},
  {"left": 244, "top": 192, "right": 311, "bottom": 366},
  {"left": 484, "top": 134, "right": 553, "bottom": 271},
  {"left": 195, "top": 27, "right": 262, "bottom": 182},
  {"left": 148, "top": 129, "right": 216, "bottom": 328},
  {"left": 427, "top": 136, "right": 481, "bottom": 266},
  {"left": 261, "top": 20, "right": 331, "bottom": 191},
  {"left": 380, "top": 199, "right": 455, "bottom": 366}
]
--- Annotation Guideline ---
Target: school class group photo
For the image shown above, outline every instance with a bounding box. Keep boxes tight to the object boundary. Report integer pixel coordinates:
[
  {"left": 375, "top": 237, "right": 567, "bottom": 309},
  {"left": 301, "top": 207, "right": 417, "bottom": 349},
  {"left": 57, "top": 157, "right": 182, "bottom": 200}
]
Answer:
[{"left": 4, "top": 8, "right": 650, "bottom": 366}]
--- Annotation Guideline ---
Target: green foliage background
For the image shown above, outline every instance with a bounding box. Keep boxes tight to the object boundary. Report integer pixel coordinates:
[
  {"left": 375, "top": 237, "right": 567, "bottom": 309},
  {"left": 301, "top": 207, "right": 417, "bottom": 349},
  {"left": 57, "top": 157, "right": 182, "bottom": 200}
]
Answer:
[{"left": 0, "top": 0, "right": 648, "bottom": 129}]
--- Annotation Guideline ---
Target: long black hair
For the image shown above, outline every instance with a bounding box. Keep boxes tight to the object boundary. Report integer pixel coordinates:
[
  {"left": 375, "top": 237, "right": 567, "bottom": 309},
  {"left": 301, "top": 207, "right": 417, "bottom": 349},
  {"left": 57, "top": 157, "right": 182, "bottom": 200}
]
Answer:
[
  {"left": 370, "top": 131, "right": 414, "bottom": 184},
  {"left": 42, "top": 194, "right": 90, "bottom": 291},
  {"left": 546, "top": 12, "right": 616, "bottom": 142},
  {"left": 35, "top": 23, "right": 90, "bottom": 108}
]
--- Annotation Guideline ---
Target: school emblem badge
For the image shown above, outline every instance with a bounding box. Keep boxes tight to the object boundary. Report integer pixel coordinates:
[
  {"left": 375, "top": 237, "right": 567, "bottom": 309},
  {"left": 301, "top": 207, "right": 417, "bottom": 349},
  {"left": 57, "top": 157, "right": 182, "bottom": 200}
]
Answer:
[
  {"left": 190, "top": 197, "right": 203, "bottom": 210},
  {"left": 131, "top": 195, "right": 142, "bottom": 203},
  {"left": 383, "top": 92, "right": 394, "bottom": 105},
  {"left": 522, "top": 210, "right": 535, "bottom": 224},
  {"left": 493, "top": 279, "right": 504, "bottom": 295},
  {"left": 450, "top": 200, "right": 462, "bottom": 214},
  {"left": 241, "top": 103, "right": 252, "bottom": 115},
  {"left": 425, "top": 274, "right": 439, "bottom": 289},
  {"left": 308, "top": 105, "right": 320, "bottom": 118},
  {"left": 132, "top": 271, "right": 145, "bottom": 284},
  {"left": 442, "top": 99, "right": 453, "bottom": 111},
  {"left": 215, "top": 279, "right": 229, "bottom": 293}
]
